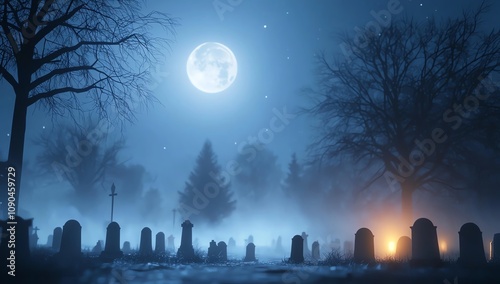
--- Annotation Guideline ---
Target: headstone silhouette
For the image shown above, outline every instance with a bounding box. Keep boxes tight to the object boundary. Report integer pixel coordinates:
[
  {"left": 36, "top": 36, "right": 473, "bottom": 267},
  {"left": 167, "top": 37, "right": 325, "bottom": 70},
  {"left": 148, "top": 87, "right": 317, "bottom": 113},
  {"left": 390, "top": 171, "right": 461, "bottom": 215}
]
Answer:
[
  {"left": 177, "top": 220, "right": 195, "bottom": 261},
  {"left": 228, "top": 237, "right": 236, "bottom": 250},
  {"left": 411, "top": 218, "right": 441, "bottom": 266},
  {"left": 275, "top": 236, "right": 284, "bottom": 254},
  {"left": 244, "top": 243, "right": 256, "bottom": 261},
  {"left": 458, "top": 222, "right": 486, "bottom": 266},
  {"left": 155, "top": 232, "right": 166, "bottom": 254},
  {"left": 207, "top": 240, "right": 219, "bottom": 262},
  {"left": 52, "top": 227, "right": 62, "bottom": 251},
  {"left": 395, "top": 236, "right": 412, "bottom": 261},
  {"left": 245, "top": 235, "right": 254, "bottom": 246},
  {"left": 139, "top": 227, "right": 153, "bottom": 256},
  {"left": 167, "top": 234, "right": 175, "bottom": 252},
  {"left": 0, "top": 216, "right": 32, "bottom": 271},
  {"left": 289, "top": 235, "right": 304, "bottom": 263},
  {"left": 343, "top": 240, "right": 354, "bottom": 256},
  {"left": 122, "top": 241, "right": 131, "bottom": 254},
  {"left": 218, "top": 241, "right": 227, "bottom": 261},
  {"left": 101, "top": 222, "right": 123, "bottom": 259},
  {"left": 333, "top": 238, "right": 341, "bottom": 251},
  {"left": 46, "top": 234, "right": 53, "bottom": 247},
  {"left": 491, "top": 233, "right": 500, "bottom": 263},
  {"left": 58, "top": 219, "right": 82, "bottom": 259},
  {"left": 29, "top": 226, "right": 39, "bottom": 250},
  {"left": 92, "top": 240, "right": 103, "bottom": 254},
  {"left": 301, "top": 232, "right": 311, "bottom": 258},
  {"left": 312, "top": 241, "right": 320, "bottom": 260},
  {"left": 354, "top": 228, "right": 375, "bottom": 264}
]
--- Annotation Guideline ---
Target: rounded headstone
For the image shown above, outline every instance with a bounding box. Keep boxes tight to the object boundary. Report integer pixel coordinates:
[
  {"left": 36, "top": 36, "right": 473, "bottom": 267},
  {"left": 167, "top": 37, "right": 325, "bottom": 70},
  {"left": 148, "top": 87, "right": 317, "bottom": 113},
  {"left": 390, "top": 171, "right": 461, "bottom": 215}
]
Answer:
[
  {"left": 458, "top": 222, "right": 486, "bottom": 266},
  {"left": 395, "top": 236, "right": 412, "bottom": 261},
  {"left": 411, "top": 218, "right": 440, "bottom": 266},
  {"left": 354, "top": 228, "right": 375, "bottom": 264},
  {"left": 59, "top": 219, "right": 82, "bottom": 259},
  {"left": 139, "top": 227, "right": 153, "bottom": 255},
  {"left": 290, "top": 235, "right": 304, "bottom": 263}
]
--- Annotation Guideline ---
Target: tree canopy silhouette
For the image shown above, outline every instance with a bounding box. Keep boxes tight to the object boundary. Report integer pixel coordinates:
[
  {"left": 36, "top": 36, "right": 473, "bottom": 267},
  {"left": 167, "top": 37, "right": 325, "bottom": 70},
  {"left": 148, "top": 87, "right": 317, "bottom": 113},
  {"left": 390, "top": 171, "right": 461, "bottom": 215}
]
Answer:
[
  {"left": 0, "top": 0, "right": 177, "bottom": 215},
  {"left": 305, "top": 2, "right": 500, "bottom": 224},
  {"left": 178, "top": 140, "right": 236, "bottom": 225}
]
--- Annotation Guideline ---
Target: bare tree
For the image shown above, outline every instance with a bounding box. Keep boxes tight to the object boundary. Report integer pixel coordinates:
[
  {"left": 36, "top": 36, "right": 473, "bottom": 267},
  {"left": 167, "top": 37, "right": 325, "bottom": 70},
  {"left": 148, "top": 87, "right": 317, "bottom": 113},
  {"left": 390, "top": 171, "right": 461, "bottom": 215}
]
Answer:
[
  {"left": 0, "top": 0, "right": 177, "bottom": 215},
  {"left": 36, "top": 119, "right": 124, "bottom": 215},
  {"left": 306, "top": 3, "right": 500, "bottom": 224}
]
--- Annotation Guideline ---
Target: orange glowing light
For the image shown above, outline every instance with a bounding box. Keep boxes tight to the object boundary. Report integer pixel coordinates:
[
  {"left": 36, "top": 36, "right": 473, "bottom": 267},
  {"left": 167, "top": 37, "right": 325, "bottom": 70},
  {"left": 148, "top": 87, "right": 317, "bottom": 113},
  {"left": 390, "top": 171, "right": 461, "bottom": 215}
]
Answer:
[
  {"left": 388, "top": 241, "right": 396, "bottom": 254},
  {"left": 440, "top": 241, "right": 447, "bottom": 252}
]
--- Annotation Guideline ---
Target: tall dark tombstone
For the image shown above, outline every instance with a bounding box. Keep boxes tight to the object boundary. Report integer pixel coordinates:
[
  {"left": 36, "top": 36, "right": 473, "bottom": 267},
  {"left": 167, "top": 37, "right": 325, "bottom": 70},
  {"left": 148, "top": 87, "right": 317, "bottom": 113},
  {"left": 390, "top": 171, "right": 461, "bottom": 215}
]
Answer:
[
  {"left": 289, "top": 235, "right": 304, "bottom": 263},
  {"left": 458, "top": 222, "right": 486, "bottom": 266},
  {"left": 343, "top": 240, "right": 354, "bottom": 257},
  {"left": 58, "top": 219, "right": 82, "bottom": 260},
  {"left": 29, "top": 226, "right": 39, "bottom": 250},
  {"left": 218, "top": 241, "right": 227, "bottom": 261},
  {"left": 52, "top": 227, "right": 62, "bottom": 251},
  {"left": 122, "top": 241, "right": 131, "bottom": 254},
  {"left": 101, "top": 222, "right": 123, "bottom": 260},
  {"left": 491, "top": 233, "right": 500, "bottom": 263},
  {"left": 301, "top": 232, "right": 311, "bottom": 258},
  {"left": 46, "top": 234, "right": 53, "bottom": 247},
  {"left": 0, "top": 216, "right": 32, "bottom": 272},
  {"left": 244, "top": 243, "right": 256, "bottom": 261},
  {"left": 155, "top": 232, "right": 166, "bottom": 254},
  {"left": 312, "top": 241, "right": 320, "bottom": 260},
  {"left": 395, "top": 236, "right": 412, "bottom": 261},
  {"left": 207, "top": 240, "right": 219, "bottom": 262},
  {"left": 177, "top": 220, "right": 195, "bottom": 261},
  {"left": 411, "top": 218, "right": 441, "bottom": 266},
  {"left": 354, "top": 228, "right": 375, "bottom": 264},
  {"left": 139, "top": 227, "right": 153, "bottom": 256},
  {"left": 167, "top": 234, "right": 175, "bottom": 252}
]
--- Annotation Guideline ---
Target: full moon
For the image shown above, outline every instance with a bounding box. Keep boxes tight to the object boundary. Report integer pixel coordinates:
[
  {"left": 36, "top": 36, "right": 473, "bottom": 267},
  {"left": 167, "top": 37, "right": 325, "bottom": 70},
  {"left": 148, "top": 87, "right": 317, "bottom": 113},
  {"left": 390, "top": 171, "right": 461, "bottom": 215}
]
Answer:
[{"left": 186, "top": 42, "right": 238, "bottom": 93}]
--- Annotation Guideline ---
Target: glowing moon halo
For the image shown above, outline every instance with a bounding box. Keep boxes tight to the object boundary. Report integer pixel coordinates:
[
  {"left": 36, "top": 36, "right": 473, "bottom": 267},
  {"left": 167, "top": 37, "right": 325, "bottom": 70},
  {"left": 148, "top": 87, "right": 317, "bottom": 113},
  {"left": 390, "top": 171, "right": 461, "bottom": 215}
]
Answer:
[{"left": 186, "top": 42, "right": 237, "bottom": 93}]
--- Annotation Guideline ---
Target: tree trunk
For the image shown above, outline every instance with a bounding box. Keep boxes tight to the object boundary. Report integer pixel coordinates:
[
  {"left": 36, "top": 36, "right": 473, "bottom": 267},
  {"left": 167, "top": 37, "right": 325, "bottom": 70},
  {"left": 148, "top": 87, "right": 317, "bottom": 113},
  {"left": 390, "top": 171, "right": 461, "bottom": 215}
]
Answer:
[
  {"left": 4, "top": 94, "right": 28, "bottom": 217},
  {"left": 401, "top": 181, "right": 414, "bottom": 227}
]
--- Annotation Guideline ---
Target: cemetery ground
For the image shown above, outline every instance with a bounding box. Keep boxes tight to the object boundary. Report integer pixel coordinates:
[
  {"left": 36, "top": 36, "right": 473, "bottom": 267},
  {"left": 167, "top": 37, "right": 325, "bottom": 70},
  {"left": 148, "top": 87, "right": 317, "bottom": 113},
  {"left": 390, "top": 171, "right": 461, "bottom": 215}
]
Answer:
[{"left": 3, "top": 248, "right": 500, "bottom": 283}]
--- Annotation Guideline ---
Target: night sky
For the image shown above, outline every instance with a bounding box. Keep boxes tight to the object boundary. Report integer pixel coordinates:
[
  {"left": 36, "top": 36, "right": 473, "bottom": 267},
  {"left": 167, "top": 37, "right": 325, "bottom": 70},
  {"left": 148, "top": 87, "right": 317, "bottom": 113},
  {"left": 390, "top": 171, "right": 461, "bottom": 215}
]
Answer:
[{"left": 1, "top": 0, "right": 499, "bottom": 253}]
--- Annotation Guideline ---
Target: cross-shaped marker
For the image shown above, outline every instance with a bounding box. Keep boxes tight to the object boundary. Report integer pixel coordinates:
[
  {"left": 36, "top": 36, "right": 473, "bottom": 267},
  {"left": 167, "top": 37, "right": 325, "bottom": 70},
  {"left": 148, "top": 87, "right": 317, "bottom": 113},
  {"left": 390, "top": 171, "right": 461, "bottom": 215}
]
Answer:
[{"left": 109, "top": 183, "right": 118, "bottom": 222}]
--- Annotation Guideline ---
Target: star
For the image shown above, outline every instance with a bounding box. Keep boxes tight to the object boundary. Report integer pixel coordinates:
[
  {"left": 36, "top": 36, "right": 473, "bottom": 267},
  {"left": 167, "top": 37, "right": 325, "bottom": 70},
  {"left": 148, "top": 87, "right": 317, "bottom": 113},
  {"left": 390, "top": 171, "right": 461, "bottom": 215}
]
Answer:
[
  {"left": 163, "top": 146, "right": 166, "bottom": 150},
  {"left": 42, "top": 126, "right": 45, "bottom": 129},
  {"left": 263, "top": 24, "right": 267, "bottom": 29},
  {"left": 265, "top": 95, "right": 268, "bottom": 99},
  {"left": 6, "top": 133, "right": 9, "bottom": 136},
  {"left": 420, "top": 3, "right": 423, "bottom": 6}
]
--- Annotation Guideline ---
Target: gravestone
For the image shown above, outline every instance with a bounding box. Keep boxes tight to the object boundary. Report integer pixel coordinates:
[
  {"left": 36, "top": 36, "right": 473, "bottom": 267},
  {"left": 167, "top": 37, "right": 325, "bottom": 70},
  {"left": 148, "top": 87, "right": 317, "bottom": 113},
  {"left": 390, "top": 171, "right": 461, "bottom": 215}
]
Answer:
[
  {"left": 395, "top": 236, "right": 412, "bottom": 261},
  {"left": 302, "top": 232, "right": 311, "bottom": 258},
  {"left": 275, "top": 236, "right": 284, "bottom": 254},
  {"left": 207, "top": 240, "right": 219, "bottom": 262},
  {"left": 155, "top": 232, "right": 166, "bottom": 254},
  {"left": 101, "top": 222, "right": 123, "bottom": 259},
  {"left": 167, "top": 234, "right": 175, "bottom": 252},
  {"left": 58, "top": 219, "right": 82, "bottom": 260},
  {"left": 0, "top": 216, "right": 32, "bottom": 271},
  {"left": 46, "top": 234, "right": 53, "bottom": 247},
  {"left": 92, "top": 240, "right": 103, "bottom": 254},
  {"left": 139, "top": 227, "right": 153, "bottom": 256},
  {"left": 343, "top": 240, "right": 354, "bottom": 256},
  {"left": 333, "top": 238, "right": 341, "bottom": 251},
  {"left": 458, "top": 222, "right": 486, "bottom": 266},
  {"left": 491, "top": 233, "right": 500, "bottom": 263},
  {"left": 52, "top": 227, "right": 62, "bottom": 251},
  {"left": 218, "top": 241, "right": 227, "bottom": 261},
  {"left": 411, "top": 218, "right": 441, "bottom": 266},
  {"left": 228, "top": 237, "right": 236, "bottom": 249},
  {"left": 245, "top": 235, "right": 254, "bottom": 246},
  {"left": 122, "top": 241, "right": 131, "bottom": 254},
  {"left": 312, "top": 241, "right": 320, "bottom": 260},
  {"left": 177, "top": 220, "right": 195, "bottom": 261},
  {"left": 354, "top": 228, "right": 375, "bottom": 264},
  {"left": 244, "top": 243, "right": 256, "bottom": 261},
  {"left": 289, "top": 235, "right": 304, "bottom": 263},
  {"left": 29, "top": 226, "right": 39, "bottom": 250}
]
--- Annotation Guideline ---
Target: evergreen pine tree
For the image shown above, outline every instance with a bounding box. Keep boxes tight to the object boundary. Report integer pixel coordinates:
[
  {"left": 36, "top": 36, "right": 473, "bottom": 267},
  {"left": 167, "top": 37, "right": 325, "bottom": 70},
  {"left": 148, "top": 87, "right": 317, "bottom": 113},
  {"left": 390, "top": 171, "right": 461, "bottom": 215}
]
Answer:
[{"left": 178, "top": 140, "right": 236, "bottom": 224}]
